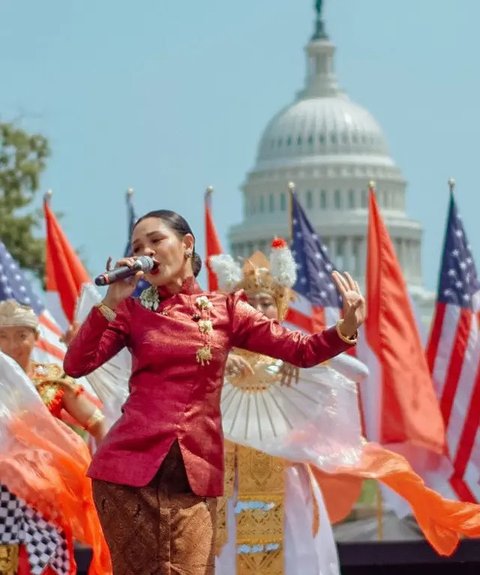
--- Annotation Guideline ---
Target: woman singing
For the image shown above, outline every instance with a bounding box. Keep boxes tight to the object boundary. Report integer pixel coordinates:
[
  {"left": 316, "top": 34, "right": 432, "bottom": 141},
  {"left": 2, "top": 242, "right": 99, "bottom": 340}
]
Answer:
[{"left": 63, "top": 209, "right": 364, "bottom": 575}]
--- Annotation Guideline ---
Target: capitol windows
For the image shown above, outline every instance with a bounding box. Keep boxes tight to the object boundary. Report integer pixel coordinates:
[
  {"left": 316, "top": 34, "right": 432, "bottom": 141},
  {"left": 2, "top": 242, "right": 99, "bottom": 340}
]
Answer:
[
  {"left": 348, "top": 189, "right": 355, "bottom": 208},
  {"left": 297, "top": 136, "right": 302, "bottom": 146},
  {"left": 320, "top": 190, "right": 327, "bottom": 209},
  {"left": 352, "top": 239, "right": 360, "bottom": 275},
  {"left": 336, "top": 238, "right": 345, "bottom": 269},
  {"left": 307, "top": 134, "right": 314, "bottom": 145},
  {"left": 269, "top": 193, "right": 275, "bottom": 212},
  {"left": 334, "top": 189, "right": 342, "bottom": 209},
  {"left": 330, "top": 133, "right": 337, "bottom": 145},
  {"left": 361, "top": 189, "right": 368, "bottom": 208},
  {"left": 259, "top": 195, "right": 265, "bottom": 213},
  {"left": 280, "top": 192, "right": 287, "bottom": 211},
  {"left": 306, "top": 190, "right": 313, "bottom": 209},
  {"left": 286, "top": 136, "right": 292, "bottom": 146},
  {"left": 277, "top": 138, "right": 283, "bottom": 147},
  {"left": 342, "top": 132, "right": 348, "bottom": 144},
  {"left": 319, "top": 133, "right": 326, "bottom": 145}
]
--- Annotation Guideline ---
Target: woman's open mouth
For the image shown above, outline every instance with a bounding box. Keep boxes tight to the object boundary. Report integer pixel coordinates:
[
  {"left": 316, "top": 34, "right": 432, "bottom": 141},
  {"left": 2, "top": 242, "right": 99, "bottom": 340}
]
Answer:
[{"left": 149, "top": 259, "right": 161, "bottom": 275}]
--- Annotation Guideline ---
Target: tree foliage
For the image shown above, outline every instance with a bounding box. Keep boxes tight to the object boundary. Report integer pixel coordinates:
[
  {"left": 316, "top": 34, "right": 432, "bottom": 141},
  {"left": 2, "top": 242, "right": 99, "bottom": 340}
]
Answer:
[{"left": 0, "top": 122, "right": 50, "bottom": 279}]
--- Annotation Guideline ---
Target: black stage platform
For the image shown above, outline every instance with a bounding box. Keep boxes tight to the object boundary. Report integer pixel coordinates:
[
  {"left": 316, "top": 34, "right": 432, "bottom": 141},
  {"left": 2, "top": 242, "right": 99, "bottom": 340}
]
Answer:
[{"left": 75, "top": 539, "right": 480, "bottom": 574}]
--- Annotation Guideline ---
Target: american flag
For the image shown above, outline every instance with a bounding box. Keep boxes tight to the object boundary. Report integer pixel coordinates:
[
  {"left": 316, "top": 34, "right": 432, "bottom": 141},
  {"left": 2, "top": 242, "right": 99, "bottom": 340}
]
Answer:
[
  {"left": 284, "top": 191, "right": 342, "bottom": 333},
  {"left": 0, "top": 241, "right": 65, "bottom": 362},
  {"left": 427, "top": 192, "right": 480, "bottom": 502},
  {"left": 124, "top": 190, "right": 149, "bottom": 296}
]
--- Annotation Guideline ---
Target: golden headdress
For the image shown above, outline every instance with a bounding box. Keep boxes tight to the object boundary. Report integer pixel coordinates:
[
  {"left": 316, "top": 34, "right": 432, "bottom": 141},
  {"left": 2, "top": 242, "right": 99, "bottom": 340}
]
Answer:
[
  {"left": 0, "top": 300, "right": 40, "bottom": 332},
  {"left": 209, "top": 238, "right": 297, "bottom": 320}
]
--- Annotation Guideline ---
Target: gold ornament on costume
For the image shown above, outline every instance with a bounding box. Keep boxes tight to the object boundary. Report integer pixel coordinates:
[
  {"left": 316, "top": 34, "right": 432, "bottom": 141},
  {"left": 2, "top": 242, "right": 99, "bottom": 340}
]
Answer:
[
  {"left": 30, "top": 362, "right": 83, "bottom": 416},
  {"left": 195, "top": 296, "right": 214, "bottom": 365},
  {"left": 0, "top": 544, "right": 19, "bottom": 575},
  {"left": 209, "top": 237, "right": 297, "bottom": 321},
  {"left": 0, "top": 300, "right": 39, "bottom": 332}
]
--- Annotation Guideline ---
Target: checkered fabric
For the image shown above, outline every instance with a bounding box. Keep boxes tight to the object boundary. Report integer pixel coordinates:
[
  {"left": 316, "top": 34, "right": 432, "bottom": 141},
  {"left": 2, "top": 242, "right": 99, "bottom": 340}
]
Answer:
[{"left": 0, "top": 484, "right": 70, "bottom": 575}]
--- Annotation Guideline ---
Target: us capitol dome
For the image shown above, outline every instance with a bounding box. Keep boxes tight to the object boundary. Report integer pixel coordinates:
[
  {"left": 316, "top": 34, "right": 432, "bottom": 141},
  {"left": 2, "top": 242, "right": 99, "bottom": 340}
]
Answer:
[{"left": 228, "top": 3, "right": 433, "bottom": 325}]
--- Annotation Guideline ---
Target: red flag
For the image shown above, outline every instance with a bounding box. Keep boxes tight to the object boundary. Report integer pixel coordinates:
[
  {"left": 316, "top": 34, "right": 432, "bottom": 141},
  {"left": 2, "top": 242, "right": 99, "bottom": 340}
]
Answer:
[
  {"left": 357, "top": 186, "right": 445, "bottom": 457},
  {"left": 204, "top": 188, "right": 223, "bottom": 290},
  {"left": 44, "top": 196, "right": 91, "bottom": 323}
]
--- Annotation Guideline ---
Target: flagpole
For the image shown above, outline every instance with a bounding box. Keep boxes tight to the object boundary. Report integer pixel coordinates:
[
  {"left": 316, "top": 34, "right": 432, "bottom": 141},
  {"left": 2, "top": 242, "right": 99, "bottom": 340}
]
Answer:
[
  {"left": 448, "top": 178, "right": 455, "bottom": 195},
  {"left": 375, "top": 482, "right": 384, "bottom": 541},
  {"left": 126, "top": 187, "right": 134, "bottom": 208},
  {"left": 44, "top": 188, "right": 53, "bottom": 205},
  {"left": 287, "top": 181, "right": 295, "bottom": 243}
]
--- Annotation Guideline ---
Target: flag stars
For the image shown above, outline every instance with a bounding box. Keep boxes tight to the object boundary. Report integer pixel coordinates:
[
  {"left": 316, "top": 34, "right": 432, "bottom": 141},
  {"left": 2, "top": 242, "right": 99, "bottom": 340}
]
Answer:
[{"left": 448, "top": 269, "right": 456, "bottom": 277}]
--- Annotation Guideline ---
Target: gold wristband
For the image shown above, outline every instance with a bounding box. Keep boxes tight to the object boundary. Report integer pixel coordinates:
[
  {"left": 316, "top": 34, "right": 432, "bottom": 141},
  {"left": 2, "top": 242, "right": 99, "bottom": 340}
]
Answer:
[
  {"left": 96, "top": 302, "right": 116, "bottom": 322},
  {"left": 335, "top": 319, "right": 358, "bottom": 345},
  {"left": 85, "top": 408, "right": 105, "bottom": 431}
]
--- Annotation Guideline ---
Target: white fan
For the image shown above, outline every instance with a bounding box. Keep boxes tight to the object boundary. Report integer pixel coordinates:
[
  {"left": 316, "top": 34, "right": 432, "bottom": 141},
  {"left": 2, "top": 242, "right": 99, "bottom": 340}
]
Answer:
[{"left": 221, "top": 350, "right": 364, "bottom": 470}]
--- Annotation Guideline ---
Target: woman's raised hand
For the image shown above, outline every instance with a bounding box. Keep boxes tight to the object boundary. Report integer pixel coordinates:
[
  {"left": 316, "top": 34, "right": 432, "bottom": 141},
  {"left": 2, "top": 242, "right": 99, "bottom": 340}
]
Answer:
[
  {"left": 102, "top": 257, "right": 145, "bottom": 310},
  {"left": 332, "top": 271, "right": 366, "bottom": 338}
]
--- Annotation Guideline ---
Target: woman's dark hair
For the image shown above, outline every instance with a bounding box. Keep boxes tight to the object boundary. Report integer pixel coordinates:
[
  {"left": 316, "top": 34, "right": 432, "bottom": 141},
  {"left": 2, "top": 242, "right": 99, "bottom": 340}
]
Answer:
[{"left": 134, "top": 210, "right": 202, "bottom": 277}]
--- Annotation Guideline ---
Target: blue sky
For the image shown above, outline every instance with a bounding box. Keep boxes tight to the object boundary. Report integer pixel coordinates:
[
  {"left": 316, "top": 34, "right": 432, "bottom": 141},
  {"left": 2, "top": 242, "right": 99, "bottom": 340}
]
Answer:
[{"left": 0, "top": 0, "right": 478, "bottom": 291}]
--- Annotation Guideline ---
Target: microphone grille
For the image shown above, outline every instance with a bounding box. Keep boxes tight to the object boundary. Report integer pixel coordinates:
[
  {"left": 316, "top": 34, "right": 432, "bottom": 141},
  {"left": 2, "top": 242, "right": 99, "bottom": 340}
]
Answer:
[{"left": 137, "top": 256, "right": 155, "bottom": 272}]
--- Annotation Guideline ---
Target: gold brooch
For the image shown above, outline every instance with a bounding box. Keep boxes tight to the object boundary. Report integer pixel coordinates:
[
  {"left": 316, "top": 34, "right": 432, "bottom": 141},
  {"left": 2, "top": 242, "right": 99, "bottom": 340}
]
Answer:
[{"left": 195, "top": 296, "right": 214, "bottom": 365}]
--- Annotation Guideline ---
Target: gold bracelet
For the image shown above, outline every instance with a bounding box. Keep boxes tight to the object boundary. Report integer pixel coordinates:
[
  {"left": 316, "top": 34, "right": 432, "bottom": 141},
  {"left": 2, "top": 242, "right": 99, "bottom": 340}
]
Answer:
[
  {"left": 85, "top": 408, "right": 105, "bottom": 431},
  {"left": 335, "top": 319, "right": 358, "bottom": 344},
  {"left": 95, "top": 302, "right": 116, "bottom": 322}
]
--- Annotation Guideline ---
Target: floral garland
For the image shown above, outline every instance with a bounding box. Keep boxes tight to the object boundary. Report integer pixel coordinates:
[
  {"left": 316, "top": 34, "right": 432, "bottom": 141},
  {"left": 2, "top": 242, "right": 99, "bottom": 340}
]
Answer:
[{"left": 140, "top": 285, "right": 160, "bottom": 310}]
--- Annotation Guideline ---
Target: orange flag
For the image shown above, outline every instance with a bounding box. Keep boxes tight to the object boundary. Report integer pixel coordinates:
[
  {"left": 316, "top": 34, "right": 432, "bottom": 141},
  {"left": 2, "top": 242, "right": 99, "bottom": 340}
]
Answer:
[
  {"left": 204, "top": 187, "right": 223, "bottom": 290},
  {"left": 44, "top": 195, "right": 91, "bottom": 323},
  {"left": 357, "top": 186, "right": 445, "bottom": 457}
]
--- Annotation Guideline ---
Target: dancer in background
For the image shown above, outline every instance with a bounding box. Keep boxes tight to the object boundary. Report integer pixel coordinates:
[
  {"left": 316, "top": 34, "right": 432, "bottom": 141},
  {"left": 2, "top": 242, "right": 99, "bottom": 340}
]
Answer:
[
  {"left": 0, "top": 301, "right": 110, "bottom": 575},
  {"left": 212, "top": 240, "right": 362, "bottom": 575}
]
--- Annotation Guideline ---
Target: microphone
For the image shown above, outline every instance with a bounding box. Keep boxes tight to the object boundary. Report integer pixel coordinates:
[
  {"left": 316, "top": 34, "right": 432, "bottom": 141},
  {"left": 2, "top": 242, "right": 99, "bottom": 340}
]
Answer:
[{"left": 94, "top": 256, "right": 156, "bottom": 286}]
